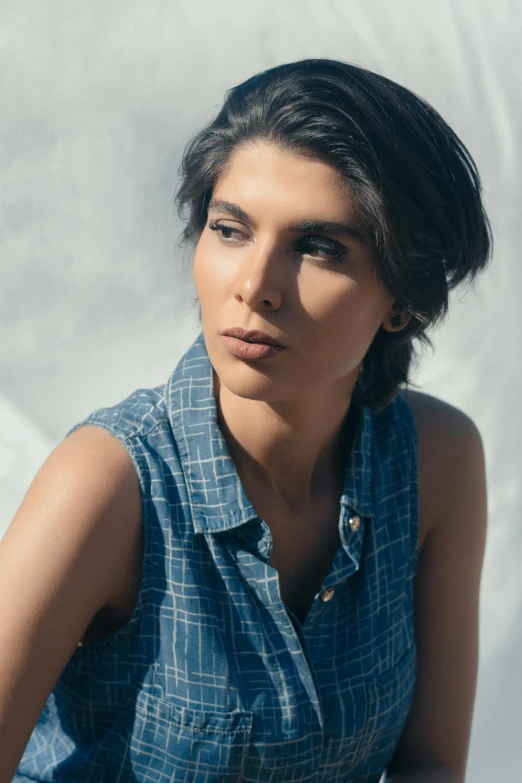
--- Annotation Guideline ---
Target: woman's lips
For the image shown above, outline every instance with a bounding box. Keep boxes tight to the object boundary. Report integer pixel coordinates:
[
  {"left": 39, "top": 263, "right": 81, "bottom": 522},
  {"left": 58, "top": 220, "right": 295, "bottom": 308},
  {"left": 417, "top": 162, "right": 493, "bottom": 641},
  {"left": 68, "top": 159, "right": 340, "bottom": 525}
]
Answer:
[{"left": 222, "top": 335, "right": 287, "bottom": 361}]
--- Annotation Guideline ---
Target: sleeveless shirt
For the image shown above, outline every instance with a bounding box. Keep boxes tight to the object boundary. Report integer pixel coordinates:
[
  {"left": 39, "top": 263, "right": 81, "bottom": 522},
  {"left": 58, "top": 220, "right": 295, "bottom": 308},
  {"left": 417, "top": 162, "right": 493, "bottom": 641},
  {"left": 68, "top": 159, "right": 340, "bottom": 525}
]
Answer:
[{"left": 15, "top": 331, "right": 419, "bottom": 783}]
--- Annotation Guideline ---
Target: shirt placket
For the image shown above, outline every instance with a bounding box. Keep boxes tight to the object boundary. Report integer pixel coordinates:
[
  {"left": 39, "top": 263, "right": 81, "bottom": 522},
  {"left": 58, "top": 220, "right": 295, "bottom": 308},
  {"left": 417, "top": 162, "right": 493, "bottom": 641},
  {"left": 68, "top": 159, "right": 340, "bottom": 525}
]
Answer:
[
  {"left": 231, "top": 519, "right": 325, "bottom": 734},
  {"left": 295, "top": 502, "right": 366, "bottom": 638}
]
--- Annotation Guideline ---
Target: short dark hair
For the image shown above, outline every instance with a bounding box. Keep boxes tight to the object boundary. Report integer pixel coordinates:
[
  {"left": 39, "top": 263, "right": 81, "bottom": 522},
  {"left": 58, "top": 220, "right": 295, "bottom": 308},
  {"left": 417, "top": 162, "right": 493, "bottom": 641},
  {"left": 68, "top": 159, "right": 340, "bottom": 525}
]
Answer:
[{"left": 175, "top": 58, "right": 492, "bottom": 408}]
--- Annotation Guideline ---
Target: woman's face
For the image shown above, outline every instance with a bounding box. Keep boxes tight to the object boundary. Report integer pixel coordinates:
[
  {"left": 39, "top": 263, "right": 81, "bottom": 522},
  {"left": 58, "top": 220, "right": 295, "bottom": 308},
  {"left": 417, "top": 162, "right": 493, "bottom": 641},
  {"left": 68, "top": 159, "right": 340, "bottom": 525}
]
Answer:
[{"left": 193, "top": 140, "right": 395, "bottom": 404}]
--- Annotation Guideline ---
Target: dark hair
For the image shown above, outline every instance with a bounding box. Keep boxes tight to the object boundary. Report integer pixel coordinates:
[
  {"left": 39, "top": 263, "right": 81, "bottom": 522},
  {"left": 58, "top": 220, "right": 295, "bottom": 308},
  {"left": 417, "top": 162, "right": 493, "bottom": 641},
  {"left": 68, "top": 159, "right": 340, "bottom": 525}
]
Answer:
[{"left": 175, "top": 58, "right": 492, "bottom": 408}]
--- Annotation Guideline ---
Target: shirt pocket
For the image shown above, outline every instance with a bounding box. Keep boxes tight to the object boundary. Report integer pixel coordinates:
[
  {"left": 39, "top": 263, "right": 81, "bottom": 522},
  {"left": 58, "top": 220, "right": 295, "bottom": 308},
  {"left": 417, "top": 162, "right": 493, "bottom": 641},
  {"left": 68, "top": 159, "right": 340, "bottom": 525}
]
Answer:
[
  {"left": 350, "top": 644, "right": 417, "bottom": 781},
  {"left": 131, "top": 690, "right": 253, "bottom": 782}
]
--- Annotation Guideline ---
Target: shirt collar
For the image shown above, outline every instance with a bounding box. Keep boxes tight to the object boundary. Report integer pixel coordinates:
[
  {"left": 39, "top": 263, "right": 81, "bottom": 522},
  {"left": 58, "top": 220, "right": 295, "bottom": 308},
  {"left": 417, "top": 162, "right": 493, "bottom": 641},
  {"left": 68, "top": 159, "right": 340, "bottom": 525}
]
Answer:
[{"left": 167, "top": 332, "right": 374, "bottom": 535}]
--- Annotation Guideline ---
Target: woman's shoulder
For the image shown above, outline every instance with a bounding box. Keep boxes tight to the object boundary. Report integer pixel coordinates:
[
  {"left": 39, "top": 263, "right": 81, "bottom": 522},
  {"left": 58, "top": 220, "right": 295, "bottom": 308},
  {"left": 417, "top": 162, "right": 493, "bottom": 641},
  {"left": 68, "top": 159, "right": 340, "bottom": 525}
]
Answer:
[
  {"left": 65, "top": 382, "right": 169, "bottom": 444},
  {"left": 402, "top": 388, "right": 480, "bottom": 435},
  {"left": 403, "top": 388, "right": 484, "bottom": 465},
  {"left": 401, "top": 389, "right": 486, "bottom": 550}
]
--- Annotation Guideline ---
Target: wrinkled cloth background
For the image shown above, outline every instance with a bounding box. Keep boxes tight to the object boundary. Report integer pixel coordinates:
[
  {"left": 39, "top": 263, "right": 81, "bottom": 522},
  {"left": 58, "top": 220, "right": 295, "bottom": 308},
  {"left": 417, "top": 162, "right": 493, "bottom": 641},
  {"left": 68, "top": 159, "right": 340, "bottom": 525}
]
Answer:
[{"left": 0, "top": 1, "right": 520, "bottom": 779}]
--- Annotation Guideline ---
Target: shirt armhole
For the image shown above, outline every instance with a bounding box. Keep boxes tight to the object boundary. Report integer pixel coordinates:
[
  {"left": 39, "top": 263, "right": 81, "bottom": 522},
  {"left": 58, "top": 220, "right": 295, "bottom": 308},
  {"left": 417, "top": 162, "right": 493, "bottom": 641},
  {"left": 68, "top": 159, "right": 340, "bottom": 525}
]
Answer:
[
  {"left": 64, "top": 418, "right": 154, "bottom": 645},
  {"left": 396, "top": 393, "right": 420, "bottom": 579}
]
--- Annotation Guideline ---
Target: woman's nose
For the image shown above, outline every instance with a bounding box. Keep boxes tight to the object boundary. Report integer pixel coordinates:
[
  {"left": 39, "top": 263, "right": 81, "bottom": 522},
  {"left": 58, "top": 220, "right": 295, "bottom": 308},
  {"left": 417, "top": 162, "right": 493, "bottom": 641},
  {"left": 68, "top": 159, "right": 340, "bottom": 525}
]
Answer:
[{"left": 232, "top": 243, "right": 284, "bottom": 311}]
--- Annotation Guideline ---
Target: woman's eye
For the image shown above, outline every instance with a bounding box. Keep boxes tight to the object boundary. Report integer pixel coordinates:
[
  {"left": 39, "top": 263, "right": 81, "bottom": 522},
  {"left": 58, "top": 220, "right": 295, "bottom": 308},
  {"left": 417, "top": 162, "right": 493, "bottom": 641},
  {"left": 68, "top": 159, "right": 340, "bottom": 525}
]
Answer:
[
  {"left": 297, "top": 239, "right": 347, "bottom": 263},
  {"left": 208, "top": 222, "right": 246, "bottom": 242}
]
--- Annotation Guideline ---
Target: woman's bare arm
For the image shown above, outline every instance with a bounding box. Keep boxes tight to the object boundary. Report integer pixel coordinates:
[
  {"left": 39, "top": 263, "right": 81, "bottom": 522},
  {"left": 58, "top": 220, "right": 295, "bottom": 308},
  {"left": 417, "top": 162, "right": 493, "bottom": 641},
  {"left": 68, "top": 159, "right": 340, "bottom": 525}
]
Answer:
[
  {"left": 386, "top": 392, "right": 487, "bottom": 783},
  {"left": 0, "top": 425, "right": 143, "bottom": 783}
]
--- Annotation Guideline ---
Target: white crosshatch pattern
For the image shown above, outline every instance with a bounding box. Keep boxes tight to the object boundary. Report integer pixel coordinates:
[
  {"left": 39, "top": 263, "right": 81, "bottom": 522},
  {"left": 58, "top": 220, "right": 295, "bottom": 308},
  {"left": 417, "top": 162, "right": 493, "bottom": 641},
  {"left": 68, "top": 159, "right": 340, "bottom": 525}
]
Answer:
[{"left": 15, "top": 333, "right": 419, "bottom": 782}]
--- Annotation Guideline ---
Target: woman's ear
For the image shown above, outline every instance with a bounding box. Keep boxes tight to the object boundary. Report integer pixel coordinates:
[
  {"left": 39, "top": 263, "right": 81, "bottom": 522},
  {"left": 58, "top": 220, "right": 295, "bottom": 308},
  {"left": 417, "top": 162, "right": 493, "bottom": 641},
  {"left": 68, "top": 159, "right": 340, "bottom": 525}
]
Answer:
[{"left": 381, "top": 302, "right": 413, "bottom": 333}]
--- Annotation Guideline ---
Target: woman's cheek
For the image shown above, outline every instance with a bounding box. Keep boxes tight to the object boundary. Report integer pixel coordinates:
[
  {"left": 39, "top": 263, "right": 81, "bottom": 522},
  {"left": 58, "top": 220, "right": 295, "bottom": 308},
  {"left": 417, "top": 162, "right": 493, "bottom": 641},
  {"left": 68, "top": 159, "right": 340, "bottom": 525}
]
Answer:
[{"left": 196, "top": 247, "right": 238, "bottom": 296}]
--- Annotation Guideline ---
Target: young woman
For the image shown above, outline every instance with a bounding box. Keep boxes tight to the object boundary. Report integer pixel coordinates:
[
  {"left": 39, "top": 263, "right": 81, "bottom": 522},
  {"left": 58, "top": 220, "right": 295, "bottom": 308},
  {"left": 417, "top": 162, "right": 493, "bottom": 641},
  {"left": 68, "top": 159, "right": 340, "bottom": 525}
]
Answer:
[{"left": 0, "top": 59, "right": 490, "bottom": 783}]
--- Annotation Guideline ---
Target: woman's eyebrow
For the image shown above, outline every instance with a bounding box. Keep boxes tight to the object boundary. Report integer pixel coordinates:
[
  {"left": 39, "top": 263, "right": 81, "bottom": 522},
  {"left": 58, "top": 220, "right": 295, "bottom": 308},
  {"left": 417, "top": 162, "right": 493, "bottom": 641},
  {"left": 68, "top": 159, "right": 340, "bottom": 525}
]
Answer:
[{"left": 208, "top": 199, "right": 366, "bottom": 244}]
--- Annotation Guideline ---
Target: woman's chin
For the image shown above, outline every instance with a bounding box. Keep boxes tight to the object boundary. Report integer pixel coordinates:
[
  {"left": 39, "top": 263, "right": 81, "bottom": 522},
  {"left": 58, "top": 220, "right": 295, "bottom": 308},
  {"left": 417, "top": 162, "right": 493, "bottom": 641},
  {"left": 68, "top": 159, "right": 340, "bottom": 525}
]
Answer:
[{"left": 212, "top": 362, "right": 290, "bottom": 403}]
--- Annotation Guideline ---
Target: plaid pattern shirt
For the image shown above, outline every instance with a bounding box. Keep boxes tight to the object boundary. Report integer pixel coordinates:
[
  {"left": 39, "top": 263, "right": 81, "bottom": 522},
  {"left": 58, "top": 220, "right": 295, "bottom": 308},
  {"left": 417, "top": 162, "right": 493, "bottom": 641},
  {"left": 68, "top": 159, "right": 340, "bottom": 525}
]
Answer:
[{"left": 17, "top": 332, "right": 419, "bottom": 783}]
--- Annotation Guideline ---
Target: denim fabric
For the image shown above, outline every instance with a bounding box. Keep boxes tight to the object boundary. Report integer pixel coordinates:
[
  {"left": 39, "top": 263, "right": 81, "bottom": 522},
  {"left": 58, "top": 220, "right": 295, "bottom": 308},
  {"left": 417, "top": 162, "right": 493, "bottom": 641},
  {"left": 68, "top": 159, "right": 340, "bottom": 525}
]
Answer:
[{"left": 16, "top": 332, "right": 419, "bottom": 783}]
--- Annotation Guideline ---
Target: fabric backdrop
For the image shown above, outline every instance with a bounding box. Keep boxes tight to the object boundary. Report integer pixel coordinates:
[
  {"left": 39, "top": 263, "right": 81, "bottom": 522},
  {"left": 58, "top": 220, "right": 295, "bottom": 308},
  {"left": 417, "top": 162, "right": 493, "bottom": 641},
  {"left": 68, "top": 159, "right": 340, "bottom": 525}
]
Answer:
[{"left": 1, "top": 0, "right": 520, "bottom": 779}]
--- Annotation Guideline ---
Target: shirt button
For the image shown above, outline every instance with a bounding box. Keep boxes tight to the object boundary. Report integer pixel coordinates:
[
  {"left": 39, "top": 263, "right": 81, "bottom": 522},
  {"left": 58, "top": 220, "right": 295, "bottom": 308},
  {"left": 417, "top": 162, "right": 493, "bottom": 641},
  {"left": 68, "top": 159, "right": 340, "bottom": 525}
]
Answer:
[
  {"left": 349, "top": 515, "right": 360, "bottom": 532},
  {"left": 321, "top": 587, "right": 335, "bottom": 602}
]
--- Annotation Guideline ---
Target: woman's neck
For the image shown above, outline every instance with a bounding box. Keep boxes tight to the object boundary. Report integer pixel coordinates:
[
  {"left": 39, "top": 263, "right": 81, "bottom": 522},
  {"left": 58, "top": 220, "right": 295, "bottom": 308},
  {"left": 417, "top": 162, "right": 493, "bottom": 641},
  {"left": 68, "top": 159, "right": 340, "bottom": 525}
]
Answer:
[{"left": 214, "top": 372, "right": 357, "bottom": 510}]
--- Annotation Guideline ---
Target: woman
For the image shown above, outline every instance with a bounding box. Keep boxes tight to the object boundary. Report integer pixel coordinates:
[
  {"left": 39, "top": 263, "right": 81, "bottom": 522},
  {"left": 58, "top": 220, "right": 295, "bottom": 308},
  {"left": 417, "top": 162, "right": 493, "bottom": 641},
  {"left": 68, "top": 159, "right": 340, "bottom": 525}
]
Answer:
[{"left": 1, "top": 59, "right": 490, "bottom": 782}]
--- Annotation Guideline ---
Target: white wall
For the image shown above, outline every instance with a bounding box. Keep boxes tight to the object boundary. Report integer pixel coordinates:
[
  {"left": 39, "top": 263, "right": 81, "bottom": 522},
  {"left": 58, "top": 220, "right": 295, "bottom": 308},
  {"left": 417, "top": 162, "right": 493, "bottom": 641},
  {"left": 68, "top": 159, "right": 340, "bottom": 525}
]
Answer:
[{"left": 1, "top": 1, "right": 520, "bottom": 779}]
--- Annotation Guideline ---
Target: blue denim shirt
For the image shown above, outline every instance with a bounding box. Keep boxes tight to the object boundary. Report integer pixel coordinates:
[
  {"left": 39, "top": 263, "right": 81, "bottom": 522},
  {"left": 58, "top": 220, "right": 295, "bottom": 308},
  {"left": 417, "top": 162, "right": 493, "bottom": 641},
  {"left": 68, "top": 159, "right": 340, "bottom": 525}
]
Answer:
[{"left": 16, "top": 332, "right": 419, "bottom": 783}]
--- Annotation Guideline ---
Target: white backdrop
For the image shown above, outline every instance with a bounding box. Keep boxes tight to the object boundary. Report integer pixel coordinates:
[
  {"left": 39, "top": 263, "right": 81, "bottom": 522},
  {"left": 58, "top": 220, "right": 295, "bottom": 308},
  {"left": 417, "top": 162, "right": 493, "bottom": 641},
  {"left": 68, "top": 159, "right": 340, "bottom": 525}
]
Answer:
[{"left": 1, "top": 1, "right": 520, "bottom": 779}]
